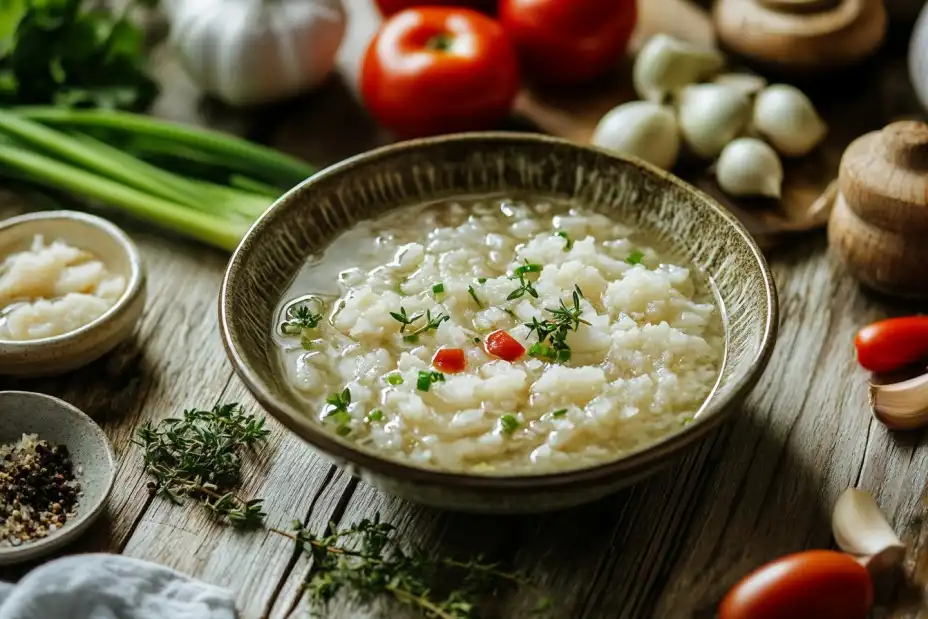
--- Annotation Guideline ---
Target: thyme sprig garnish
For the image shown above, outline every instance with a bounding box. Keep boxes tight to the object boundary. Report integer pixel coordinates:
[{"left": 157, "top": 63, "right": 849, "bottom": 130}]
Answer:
[
  {"left": 524, "top": 286, "right": 591, "bottom": 363},
  {"left": 134, "top": 403, "right": 270, "bottom": 529},
  {"left": 390, "top": 306, "right": 423, "bottom": 333},
  {"left": 507, "top": 272, "right": 539, "bottom": 301},
  {"left": 468, "top": 285, "right": 483, "bottom": 308},
  {"left": 283, "top": 305, "right": 324, "bottom": 350},
  {"left": 325, "top": 388, "right": 353, "bottom": 436},
  {"left": 271, "top": 515, "right": 553, "bottom": 618},
  {"left": 404, "top": 309, "right": 450, "bottom": 343}
]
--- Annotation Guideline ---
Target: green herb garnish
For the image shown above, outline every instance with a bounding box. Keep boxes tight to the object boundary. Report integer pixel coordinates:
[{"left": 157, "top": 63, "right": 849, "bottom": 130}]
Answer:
[
  {"left": 367, "top": 409, "right": 384, "bottom": 422},
  {"left": 325, "top": 388, "right": 353, "bottom": 435},
  {"left": 626, "top": 250, "right": 645, "bottom": 265},
  {"left": 477, "top": 277, "right": 488, "bottom": 284},
  {"left": 386, "top": 373, "right": 404, "bottom": 386},
  {"left": 416, "top": 370, "right": 445, "bottom": 392},
  {"left": 282, "top": 305, "right": 323, "bottom": 334},
  {"left": 552, "top": 409, "right": 568, "bottom": 418},
  {"left": 432, "top": 282, "right": 444, "bottom": 294},
  {"left": 134, "top": 403, "right": 269, "bottom": 529},
  {"left": 513, "top": 262, "right": 542, "bottom": 277},
  {"left": 389, "top": 306, "right": 423, "bottom": 333},
  {"left": 556, "top": 231, "right": 573, "bottom": 251},
  {"left": 523, "top": 286, "right": 590, "bottom": 363},
  {"left": 500, "top": 414, "right": 520, "bottom": 434},
  {"left": 407, "top": 309, "right": 450, "bottom": 338},
  {"left": 507, "top": 272, "right": 539, "bottom": 301},
  {"left": 468, "top": 285, "right": 483, "bottom": 308}
]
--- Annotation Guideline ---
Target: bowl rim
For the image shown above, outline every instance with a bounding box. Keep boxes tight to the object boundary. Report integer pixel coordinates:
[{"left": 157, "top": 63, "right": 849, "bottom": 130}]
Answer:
[
  {"left": 0, "top": 390, "right": 116, "bottom": 561},
  {"left": 0, "top": 210, "right": 146, "bottom": 349},
  {"left": 220, "top": 131, "right": 779, "bottom": 491}
]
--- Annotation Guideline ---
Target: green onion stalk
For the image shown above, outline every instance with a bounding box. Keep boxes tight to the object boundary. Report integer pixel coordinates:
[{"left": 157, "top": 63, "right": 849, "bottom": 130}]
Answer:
[{"left": 0, "top": 108, "right": 317, "bottom": 251}]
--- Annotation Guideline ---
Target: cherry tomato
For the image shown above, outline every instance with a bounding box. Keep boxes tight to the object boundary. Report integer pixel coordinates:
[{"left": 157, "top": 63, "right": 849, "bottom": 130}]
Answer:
[
  {"left": 485, "top": 330, "right": 524, "bottom": 361},
  {"left": 374, "top": 0, "right": 495, "bottom": 17},
  {"left": 498, "top": 0, "right": 637, "bottom": 86},
  {"left": 360, "top": 7, "right": 520, "bottom": 139},
  {"left": 855, "top": 316, "right": 928, "bottom": 374},
  {"left": 433, "top": 348, "right": 466, "bottom": 373},
  {"left": 720, "top": 550, "right": 873, "bottom": 619}
]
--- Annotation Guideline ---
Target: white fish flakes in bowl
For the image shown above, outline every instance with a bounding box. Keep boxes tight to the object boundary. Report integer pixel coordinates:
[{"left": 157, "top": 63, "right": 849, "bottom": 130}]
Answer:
[
  {"left": 0, "top": 211, "right": 146, "bottom": 377},
  {"left": 273, "top": 199, "right": 724, "bottom": 475}
]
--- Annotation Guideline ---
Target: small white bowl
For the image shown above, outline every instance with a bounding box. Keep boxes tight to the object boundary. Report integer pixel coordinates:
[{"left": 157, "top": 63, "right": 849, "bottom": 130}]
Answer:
[
  {"left": 0, "top": 211, "right": 146, "bottom": 377},
  {"left": 0, "top": 391, "right": 116, "bottom": 565}
]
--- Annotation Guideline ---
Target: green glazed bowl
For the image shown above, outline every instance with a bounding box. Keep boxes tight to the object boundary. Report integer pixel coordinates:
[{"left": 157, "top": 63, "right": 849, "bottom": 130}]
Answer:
[{"left": 220, "top": 133, "right": 778, "bottom": 514}]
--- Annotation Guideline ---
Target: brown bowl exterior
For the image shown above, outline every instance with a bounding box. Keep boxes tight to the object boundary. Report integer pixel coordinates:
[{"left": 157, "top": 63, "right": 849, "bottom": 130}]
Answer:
[{"left": 220, "top": 133, "right": 778, "bottom": 514}]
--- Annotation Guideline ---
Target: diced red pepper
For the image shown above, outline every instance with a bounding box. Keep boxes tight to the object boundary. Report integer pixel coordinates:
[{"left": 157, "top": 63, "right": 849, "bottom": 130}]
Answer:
[
  {"left": 485, "top": 330, "right": 524, "bottom": 361},
  {"left": 433, "top": 348, "right": 467, "bottom": 373}
]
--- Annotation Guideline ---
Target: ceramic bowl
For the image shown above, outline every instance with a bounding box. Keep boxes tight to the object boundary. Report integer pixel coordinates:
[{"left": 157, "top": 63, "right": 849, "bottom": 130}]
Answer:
[
  {"left": 220, "top": 133, "right": 779, "bottom": 514},
  {"left": 0, "top": 391, "right": 116, "bottom": 565},
  {"left": 0, "top": 210, "right": 147, "bottom": 377}
]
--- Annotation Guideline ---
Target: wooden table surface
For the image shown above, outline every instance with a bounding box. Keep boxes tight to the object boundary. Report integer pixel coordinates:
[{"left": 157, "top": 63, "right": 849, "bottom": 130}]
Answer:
[{"left": 2, "top": 1, "right": 928, "bottom": 618}]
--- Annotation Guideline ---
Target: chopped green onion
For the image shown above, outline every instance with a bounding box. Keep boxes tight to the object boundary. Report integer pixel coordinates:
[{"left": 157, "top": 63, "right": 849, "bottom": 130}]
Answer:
[
  {"left": 477, "top": 277, "right": 487, "bottom": 284},
  {"left": 527, "top": 342, "right": 554, "bottom": 361},
  {"left": 552, "top": 409, "right": 568, "bottom": 418},
  {"left": 432, "top": 283, "right": 444, "bottom": 294},
  {"left": 500, "top": 414, "right": 520, "bottom": 434},
  {"left": 514, "top": 263, "right": 542, "bottom": 276},
  {"left": 556, "top": 231, "right": 573, "bottom": 251},
  {"left": 626, "top": 250, "right": 645, "bottom": 265},
  {"left": 472, "top": 336, "right": 482, "bottom": 344},
  {"left": 417, "top": 370, "right": 445, "bottom": 391},
  {"left": 367, "top": 409, "right": 384, "bottom": 422},
  {"left": 386, "top": 374, "right": 404, "bottom": 386}
]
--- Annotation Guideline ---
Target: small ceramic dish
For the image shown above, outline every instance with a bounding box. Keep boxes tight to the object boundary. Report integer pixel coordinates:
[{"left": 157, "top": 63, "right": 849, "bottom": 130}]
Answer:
[
  {"left": 0, "top": 210, "right": 147, "bottom": 377},
  {"left": 220, "top": 133, "right": 779, "bottom": 514},
  {"left": 0, "top": 391, "right": 116, "bottom": 565}
]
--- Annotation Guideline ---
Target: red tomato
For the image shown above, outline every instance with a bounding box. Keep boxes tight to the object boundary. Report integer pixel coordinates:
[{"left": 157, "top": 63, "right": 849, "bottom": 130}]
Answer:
[
  {"left": 719, "top": 550, "right": 873, "bottom": 619},
  {"left": 374, "top": 0, "right": 495, "bottom": 17},
  {"left": 360, "top": 7, "right": 520, "bottom": 139},
  {"left": 433, "top": 348, "right": 466, "bottom": 373},
  {"left": 855, "top": 316, "right": 928, "bottom": 374},
  {"left": 498, "top": 0, "right": 637, "bottom": 86},
  {"left": 485, "top": 330, "right": 524, "bottom": 361}
]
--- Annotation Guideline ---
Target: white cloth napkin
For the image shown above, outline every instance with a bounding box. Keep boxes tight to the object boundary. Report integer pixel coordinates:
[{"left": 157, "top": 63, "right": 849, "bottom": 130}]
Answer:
[{"left": 0, "top": 554, "right": 237, "bottom": 619}]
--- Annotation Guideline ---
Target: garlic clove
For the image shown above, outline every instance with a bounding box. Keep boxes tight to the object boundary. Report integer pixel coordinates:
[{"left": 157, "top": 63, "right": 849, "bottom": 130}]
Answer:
[
  {"left": 677, "top": 84, "right": 751, "bottom": 159},
  {"left": 832, "top": 488, "right": 906, "bottom": 573},
  {"left": 591, "top": 101, "right": 681, "bottom": 170},
  {"left": 633, "top": 34, "right": 725, "bottom": 103},
  {"left": 715, "top": 138, "right": 784, "bottom": 198},
  {"left": 753, "top": 84, "right": 828, "bottom": 157},
  {"left": 870, "top": 373, "right": 928, "bottom": 430},
  {"left": 712, "top": 73, "right": 768, "bottom": 98}
]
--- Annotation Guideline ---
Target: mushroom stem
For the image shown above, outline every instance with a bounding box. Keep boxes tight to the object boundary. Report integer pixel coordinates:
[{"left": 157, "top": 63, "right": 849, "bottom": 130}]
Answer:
[{"left": 832, "top": 488, "right": 906, "bottom": 573}]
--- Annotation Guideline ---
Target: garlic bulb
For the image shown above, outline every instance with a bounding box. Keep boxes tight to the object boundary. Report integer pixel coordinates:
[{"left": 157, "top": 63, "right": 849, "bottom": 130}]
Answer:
[
  {"left": 715, "top": 138, "right": 783, "bottom": 198},
  {"left": 832, "top": 488, "right": 905, "bottom": 573},
  {"left": 753, "top": 84, "right": 828, "bottom": 157},
  {"left": 163, "top": 0, "right": 347, "bottom": 107},
  {"left": 592, "top": 102, "right": 680, "bottom": 170},
  {"left": 677, "top": 84, "right": 750, "bottom": 159},
  {"left": 633, "top": 34, "right": 725, "bottom": 103}
]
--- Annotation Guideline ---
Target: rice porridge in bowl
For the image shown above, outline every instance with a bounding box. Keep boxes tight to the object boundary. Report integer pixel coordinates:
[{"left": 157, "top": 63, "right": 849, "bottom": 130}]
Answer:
[{"left": 274, "top": 197, "right": 724, "bottom": 475}]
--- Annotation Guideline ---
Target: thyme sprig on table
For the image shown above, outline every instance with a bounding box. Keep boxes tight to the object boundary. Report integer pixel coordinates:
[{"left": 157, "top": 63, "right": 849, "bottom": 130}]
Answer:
[
  {"left": 271, "top": 515, "right": 553, "bottom": 619},
  {"left": 138, "top": 402, "right": 553, "bottom": 617},
  {"left": 134, "top": 403, "right": 269, "bottom": 529}
]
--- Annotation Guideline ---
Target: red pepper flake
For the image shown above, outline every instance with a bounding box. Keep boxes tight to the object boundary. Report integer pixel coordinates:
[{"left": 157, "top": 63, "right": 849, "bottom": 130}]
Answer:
[
  {"left": 484, "top": 330, "right": 525, "bottom": 362},
  {"left": 433, "top": 348, "right": 466, "bottom": 373}
]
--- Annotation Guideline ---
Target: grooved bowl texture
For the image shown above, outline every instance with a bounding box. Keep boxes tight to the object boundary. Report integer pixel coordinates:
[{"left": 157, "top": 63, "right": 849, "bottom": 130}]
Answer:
[{"left": 220, "top": 133, "right": 778, "bottom": 513}]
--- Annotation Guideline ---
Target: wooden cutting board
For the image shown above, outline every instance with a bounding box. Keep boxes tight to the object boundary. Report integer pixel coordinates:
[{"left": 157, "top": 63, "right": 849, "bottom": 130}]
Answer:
[{"left": 512, "top": 0, "right": 844, "bottom": 251}]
